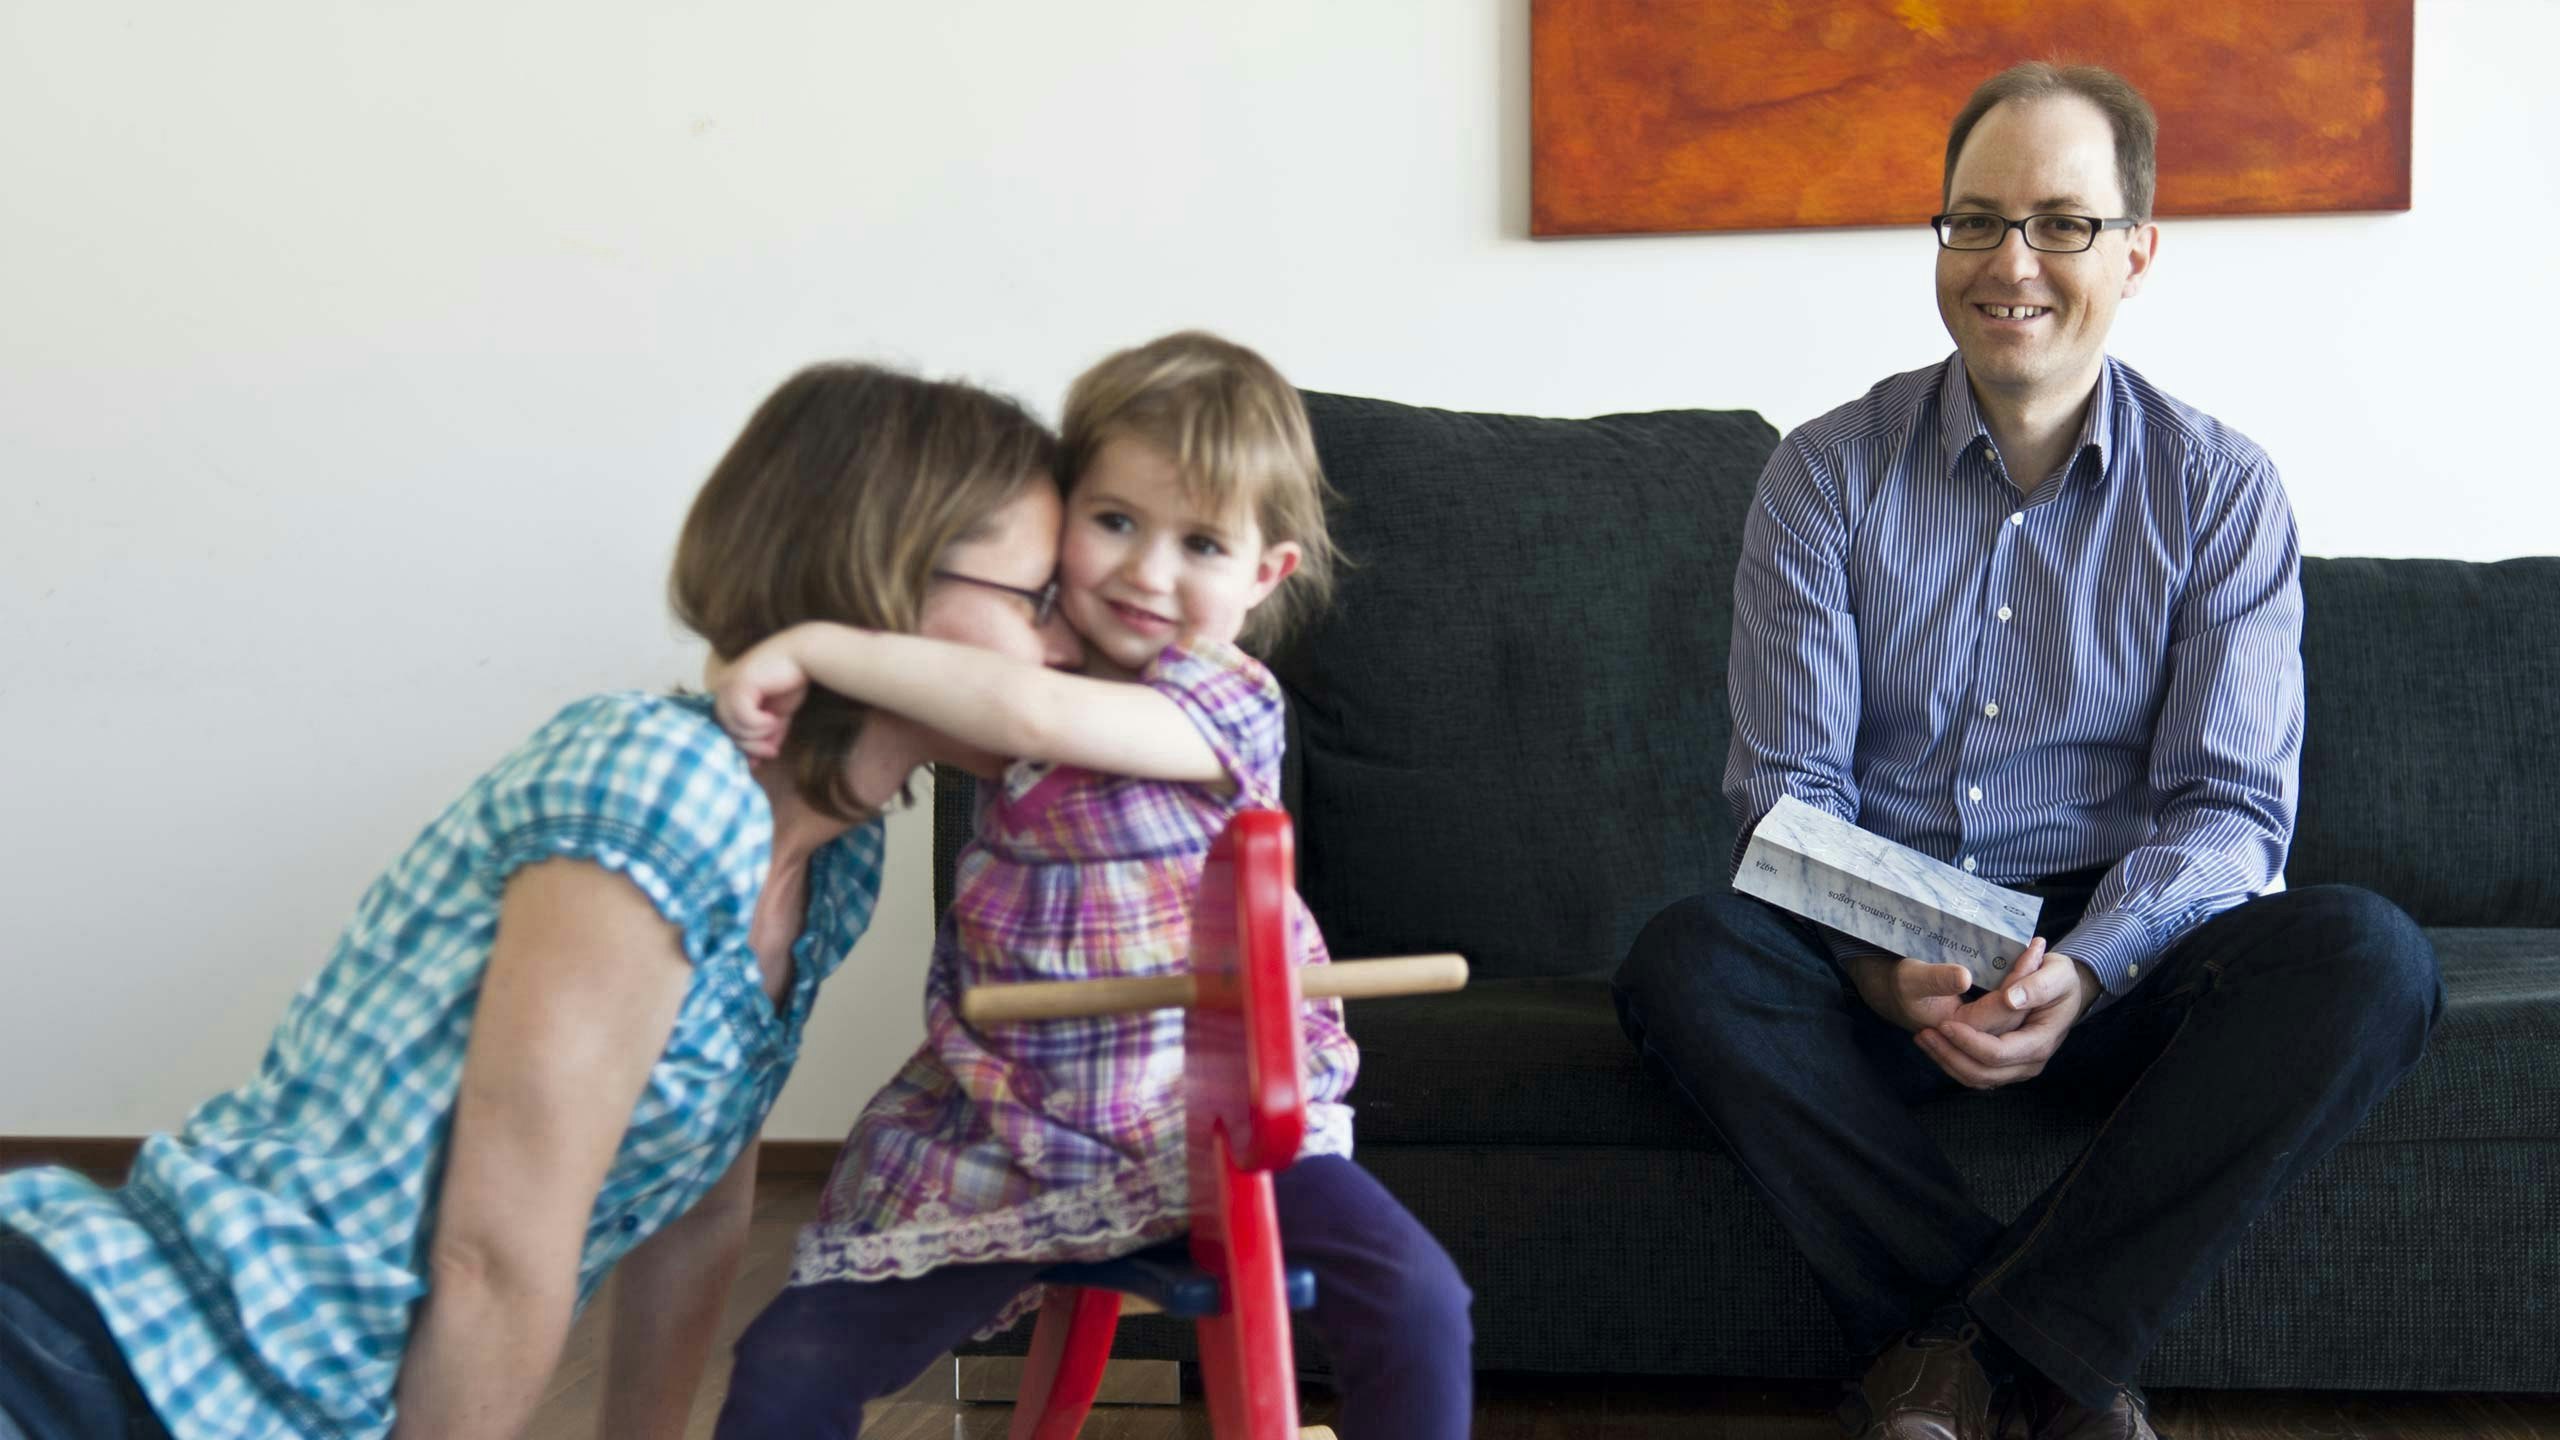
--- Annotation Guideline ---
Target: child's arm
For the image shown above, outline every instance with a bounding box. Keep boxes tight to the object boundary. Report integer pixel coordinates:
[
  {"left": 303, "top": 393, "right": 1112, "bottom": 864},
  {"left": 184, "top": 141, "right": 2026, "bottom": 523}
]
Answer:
[{"left": 713, "top": 621, "right": 1233, "bottom": 786}]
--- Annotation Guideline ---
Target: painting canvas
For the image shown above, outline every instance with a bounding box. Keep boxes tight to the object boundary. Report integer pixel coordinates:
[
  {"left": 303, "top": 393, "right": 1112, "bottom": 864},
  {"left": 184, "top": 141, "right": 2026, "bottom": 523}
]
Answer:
[{"left": 1531, "top": 0, "right": 2413, "bottom": 237}]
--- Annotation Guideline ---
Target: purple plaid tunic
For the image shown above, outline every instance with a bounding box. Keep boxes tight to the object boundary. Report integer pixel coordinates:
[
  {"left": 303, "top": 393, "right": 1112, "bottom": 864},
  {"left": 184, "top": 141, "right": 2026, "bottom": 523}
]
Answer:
[{"left": 788, "top": 640, "right": 1357, "bottom": 1327}]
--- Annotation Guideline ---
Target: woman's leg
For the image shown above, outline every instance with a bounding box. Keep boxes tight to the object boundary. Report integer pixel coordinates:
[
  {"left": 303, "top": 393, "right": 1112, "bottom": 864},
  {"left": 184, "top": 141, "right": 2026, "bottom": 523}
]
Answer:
[
  {"left": 711, "top": 1258, "right": 1044, "bottom": 1440},
  {"left": 0, "top": 1229, "right": 171, "bottom": 1440},
  {"left": 1273, "top": 1156, "right": 1474, "bottom": 1440}
]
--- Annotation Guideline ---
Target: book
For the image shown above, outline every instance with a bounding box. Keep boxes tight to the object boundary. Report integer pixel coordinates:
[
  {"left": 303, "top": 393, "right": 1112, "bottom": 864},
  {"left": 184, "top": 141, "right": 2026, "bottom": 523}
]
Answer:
[{"left": 1732, "top": 795, "right": 2043, "bottom": 990}]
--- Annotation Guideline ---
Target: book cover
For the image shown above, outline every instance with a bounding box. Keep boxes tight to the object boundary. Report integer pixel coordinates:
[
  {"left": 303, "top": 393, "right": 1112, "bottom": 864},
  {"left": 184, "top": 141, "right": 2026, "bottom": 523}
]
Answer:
[{"left": 1733, "top": 796, "right": 2043, "bottom": 990}]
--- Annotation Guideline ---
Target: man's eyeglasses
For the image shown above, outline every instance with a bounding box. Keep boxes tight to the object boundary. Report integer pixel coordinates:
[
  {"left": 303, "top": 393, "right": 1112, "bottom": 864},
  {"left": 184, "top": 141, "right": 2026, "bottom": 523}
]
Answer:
[
  {"left": 1930, "top": 211, "right": 2139, "bottom": 254},
  {"left": 932, "top": 569, "right": 1060, "bottom": 625}
]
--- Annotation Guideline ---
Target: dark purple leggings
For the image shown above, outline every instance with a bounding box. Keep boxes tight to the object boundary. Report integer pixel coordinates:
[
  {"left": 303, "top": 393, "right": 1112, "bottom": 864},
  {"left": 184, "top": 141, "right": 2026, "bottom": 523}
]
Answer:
[{"left": 712, "top": 1154, "right": 1472, "bottom": 1440}]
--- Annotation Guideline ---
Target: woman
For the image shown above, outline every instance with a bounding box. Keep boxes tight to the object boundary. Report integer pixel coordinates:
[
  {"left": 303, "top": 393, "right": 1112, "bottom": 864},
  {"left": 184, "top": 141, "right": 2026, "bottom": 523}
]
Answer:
[{"left": 0, "top": 363, "right": 1081, "bottom": 1440}]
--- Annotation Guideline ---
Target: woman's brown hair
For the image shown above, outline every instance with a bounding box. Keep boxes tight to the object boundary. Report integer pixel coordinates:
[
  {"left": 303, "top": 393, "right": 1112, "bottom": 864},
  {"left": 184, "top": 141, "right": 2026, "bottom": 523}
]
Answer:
[{"left": 671, "top": 362, "right": 1057, "bottom": 820}]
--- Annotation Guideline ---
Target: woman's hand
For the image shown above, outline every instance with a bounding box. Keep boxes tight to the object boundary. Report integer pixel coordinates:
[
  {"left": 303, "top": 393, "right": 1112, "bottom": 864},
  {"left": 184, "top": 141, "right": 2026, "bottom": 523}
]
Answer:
[{"left": 708, "top": 633, "right": 814, "bottom": 761}]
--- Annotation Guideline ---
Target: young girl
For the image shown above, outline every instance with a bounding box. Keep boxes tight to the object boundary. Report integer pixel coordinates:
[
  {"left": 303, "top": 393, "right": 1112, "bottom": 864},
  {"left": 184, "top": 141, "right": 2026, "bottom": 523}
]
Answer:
[{"left": 708, "top": 332, "right": 1473, "bottom": 1440}]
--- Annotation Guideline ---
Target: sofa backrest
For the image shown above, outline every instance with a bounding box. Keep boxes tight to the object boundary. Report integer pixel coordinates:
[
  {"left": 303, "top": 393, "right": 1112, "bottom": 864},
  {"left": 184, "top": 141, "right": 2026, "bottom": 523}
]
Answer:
[
  {"left": 1268, "top": 392, "right": 1779, "bottom": 979},
  {"left": 2290, "top": 556, "right": 2560, "bottom": 926},
  {"left": 931, "top": 395, "right": 2557, "bottom": 956}
]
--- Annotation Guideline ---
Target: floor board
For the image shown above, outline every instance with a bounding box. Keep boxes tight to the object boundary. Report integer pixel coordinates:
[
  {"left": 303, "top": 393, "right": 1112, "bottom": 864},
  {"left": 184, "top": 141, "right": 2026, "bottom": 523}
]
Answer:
[{"left": 524, "top": 1177, "right": 2560, "bottom": 1438}]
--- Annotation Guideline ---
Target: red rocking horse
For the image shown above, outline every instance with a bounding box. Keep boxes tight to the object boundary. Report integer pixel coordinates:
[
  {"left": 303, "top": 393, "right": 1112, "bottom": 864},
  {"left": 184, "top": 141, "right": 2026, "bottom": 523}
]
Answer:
[{"left": 958, "top": 809, "right": 1465, "bottom": 1440}]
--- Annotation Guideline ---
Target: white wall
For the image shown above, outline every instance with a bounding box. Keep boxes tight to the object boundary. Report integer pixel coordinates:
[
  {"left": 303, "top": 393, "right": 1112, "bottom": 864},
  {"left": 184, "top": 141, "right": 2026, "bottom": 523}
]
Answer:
[{"left": 4, "top": 1, "right": 2554, "bottom": 1139}]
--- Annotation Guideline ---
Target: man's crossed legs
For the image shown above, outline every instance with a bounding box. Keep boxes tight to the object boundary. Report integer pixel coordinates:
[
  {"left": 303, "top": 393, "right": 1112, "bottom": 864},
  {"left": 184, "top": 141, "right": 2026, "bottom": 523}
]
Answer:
[{"left": 1614, "top": 880, "right": 2439, "bottom": 1439}]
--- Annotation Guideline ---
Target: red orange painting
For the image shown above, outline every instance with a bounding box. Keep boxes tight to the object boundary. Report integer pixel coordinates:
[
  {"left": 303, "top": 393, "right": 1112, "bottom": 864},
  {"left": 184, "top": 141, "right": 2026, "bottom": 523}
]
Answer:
[{"left": 1530, "top": 0, "right": 2412, "bottom": 236}]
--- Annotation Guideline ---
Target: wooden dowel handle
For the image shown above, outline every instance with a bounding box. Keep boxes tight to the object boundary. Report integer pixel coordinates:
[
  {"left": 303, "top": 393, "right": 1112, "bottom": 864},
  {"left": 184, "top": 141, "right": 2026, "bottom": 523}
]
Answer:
[
  {"left": 960, "top": 973, "right": 1198, "bottom": 1025},
  {"left": 958, "top": 954, "right": 1469, "bottom": 1025},
  {"left": 1302, "top": 954, "right": 1470, "bottom": 1003}
]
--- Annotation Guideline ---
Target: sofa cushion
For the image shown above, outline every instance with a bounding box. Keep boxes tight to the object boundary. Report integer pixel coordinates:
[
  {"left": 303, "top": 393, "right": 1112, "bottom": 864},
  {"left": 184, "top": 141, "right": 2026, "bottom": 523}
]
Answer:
[
  {"left": 1343, "top": 927, "right": 2560, "bottom": 1151},
  {"left": 1272, "top": 392, "right": 1779, "bottom": 980},
  {"left": 2291, "top": 557, "right": 2560, "bottom": 926}
]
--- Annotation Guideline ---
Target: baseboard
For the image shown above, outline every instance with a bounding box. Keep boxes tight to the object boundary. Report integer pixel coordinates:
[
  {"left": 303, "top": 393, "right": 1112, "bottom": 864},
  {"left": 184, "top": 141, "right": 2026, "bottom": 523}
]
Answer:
[
  {"left": 752, "top": 1139, "right": 846, "bottom": 1177},
  {"left": 0, "top": 1136, "right": 140, "bottom": 1183},
  {"left": 0, "top": 1137, "right": 847, "bottom": 1186}
]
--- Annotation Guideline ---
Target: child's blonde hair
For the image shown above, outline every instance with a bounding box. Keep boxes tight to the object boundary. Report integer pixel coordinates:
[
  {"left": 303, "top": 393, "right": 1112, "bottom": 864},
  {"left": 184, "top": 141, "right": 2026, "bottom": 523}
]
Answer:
[{"left": 1059, "top": 330, "right": 1339, "bottom": 653}]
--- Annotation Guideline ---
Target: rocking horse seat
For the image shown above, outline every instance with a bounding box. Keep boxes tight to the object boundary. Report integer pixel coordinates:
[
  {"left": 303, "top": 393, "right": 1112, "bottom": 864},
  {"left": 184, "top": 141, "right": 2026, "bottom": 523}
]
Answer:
[{"left": 1036, "top": 1241, "right": 1317, "bottom": 1320}]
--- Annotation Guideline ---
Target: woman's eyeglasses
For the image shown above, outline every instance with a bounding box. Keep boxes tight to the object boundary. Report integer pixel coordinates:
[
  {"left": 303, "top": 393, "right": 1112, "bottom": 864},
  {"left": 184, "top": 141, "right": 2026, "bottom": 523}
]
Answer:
[{"left": 932, "top": 569, "right": 1060, "bottom": 625}]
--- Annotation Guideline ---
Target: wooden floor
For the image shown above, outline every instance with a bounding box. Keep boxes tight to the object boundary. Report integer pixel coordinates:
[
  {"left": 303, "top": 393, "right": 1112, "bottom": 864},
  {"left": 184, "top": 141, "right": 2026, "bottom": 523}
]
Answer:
[{"left": 526, "top": 1177, "right": 2560, "bottom": 1439}]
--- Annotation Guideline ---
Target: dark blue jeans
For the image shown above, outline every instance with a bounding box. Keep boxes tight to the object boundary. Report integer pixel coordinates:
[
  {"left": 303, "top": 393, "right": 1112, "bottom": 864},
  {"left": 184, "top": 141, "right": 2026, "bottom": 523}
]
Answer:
[
  {"left": 713, "top": 1153, "right": 1473, "bottom": 1440},
  {"left": 0, "top": 1226, "right": 172, "bottom": 1440},
  {"left": 1613, "top": 880, "right": 2441, "bottom": 1411}
]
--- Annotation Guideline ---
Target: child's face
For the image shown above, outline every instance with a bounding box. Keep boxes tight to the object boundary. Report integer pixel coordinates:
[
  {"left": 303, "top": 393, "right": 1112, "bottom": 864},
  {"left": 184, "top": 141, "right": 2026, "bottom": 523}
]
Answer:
[{"left": 1059, "top": 435, "right": 1299, "bottom": 679}]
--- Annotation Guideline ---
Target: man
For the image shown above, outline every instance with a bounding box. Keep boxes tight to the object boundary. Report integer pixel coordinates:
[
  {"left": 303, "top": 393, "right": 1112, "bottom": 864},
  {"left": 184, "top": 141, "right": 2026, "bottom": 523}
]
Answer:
[{"left": 1612, "top": 63, "right": 2441, "bottom": 1440}]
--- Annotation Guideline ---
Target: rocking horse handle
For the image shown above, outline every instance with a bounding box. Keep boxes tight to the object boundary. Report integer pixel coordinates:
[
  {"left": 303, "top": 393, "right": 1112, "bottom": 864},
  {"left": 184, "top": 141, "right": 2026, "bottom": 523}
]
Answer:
[
  {"left": 1305, "top": 953, "right": 1468, "bottom": 1002},
  {"left": 959, "top": 953, "right": 1469, "bottom": 1026}
]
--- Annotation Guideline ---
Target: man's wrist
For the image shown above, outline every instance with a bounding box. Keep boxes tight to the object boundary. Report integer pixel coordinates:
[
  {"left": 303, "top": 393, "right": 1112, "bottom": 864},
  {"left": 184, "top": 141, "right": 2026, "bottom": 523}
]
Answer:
[
  {"left": 2067, "top": 956, "right": 2103, "bottom": 1022},
  {"left": 1823, "top": 926, "right": 1893, "bottom": 970},
  {"left": 1840, "top": 952, "right": 1893, "bottom": 1015},
  {"left": 2053, "top": 910, "right": 2153, "bottom": 998}
]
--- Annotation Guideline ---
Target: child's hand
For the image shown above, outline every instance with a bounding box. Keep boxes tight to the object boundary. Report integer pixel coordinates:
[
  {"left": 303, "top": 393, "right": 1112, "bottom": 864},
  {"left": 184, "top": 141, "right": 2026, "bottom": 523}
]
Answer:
[{"left": 707, "top": 636, "right": 811, "bottom": 762}]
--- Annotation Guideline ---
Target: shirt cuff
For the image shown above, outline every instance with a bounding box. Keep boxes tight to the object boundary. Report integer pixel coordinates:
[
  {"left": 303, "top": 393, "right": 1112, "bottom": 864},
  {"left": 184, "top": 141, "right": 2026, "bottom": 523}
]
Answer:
[
  {"left": 1821, "top": 926, "right": 1893, "bottom": 970},
  {"left": 2055, "top": 909, "right": 2159, "bottom": 1002}
]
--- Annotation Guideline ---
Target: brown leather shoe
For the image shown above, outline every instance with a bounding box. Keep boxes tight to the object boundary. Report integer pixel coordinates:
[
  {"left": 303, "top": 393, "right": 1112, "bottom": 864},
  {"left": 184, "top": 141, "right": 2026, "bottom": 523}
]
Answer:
[
  {"left": 2016, "top": 1372, "right": 2164, "bottom": 1440},
  {"left": 1836, "top": 1323, "right": 2001, "bottom": 1440}
]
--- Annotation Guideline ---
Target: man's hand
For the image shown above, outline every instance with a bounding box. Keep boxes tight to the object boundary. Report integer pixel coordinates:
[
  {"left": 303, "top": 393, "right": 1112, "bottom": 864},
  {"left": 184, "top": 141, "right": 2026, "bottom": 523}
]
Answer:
[
  {"left": 1916, "top": 949, "right": 2103, "bottom": 1090},
  {"left": 1849, "top": 938, "right": 2049, "bottom": 1036}
]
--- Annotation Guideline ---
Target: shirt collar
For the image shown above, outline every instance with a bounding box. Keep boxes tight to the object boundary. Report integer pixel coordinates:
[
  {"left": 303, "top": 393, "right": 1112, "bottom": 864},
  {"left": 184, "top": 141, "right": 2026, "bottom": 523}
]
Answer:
[{"left": 1936, "top": 351, "right": 2118, "bottom": 489}]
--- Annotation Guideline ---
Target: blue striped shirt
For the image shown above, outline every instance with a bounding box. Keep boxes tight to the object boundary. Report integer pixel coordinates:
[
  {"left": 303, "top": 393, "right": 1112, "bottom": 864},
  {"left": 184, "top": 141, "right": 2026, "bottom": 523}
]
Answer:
[
  {"left": 0, "top": 692, "right": 884, "bottom": 1439},
  {"left": 1726, "top": 353, "right": 2302, "bottom": 999}
]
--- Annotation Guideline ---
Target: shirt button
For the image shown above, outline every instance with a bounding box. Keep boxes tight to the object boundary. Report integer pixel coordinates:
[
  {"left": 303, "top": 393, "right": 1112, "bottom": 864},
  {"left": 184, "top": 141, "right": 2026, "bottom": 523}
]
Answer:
[
  {"left": 1962, "top": 856, "right": 1978, "bottom": 873},
  {"left": 1997, "top": 605, "right": 2013, "bottom": 622},
  {"left": 1983, "top": 702, "right": 2000, "bottom": 718},
  {"left": 2009, "top": 512, "right": 2024, "bottom": 526},
  {"left": 2128, "top": 964, "right": 2141, "bottom": 978},
  {"left": 620, "top": 1214, "right": 641, "bottom": 1233},
  {"left": 1968, "top": 786, "right": 1984, "bottom": 802}
]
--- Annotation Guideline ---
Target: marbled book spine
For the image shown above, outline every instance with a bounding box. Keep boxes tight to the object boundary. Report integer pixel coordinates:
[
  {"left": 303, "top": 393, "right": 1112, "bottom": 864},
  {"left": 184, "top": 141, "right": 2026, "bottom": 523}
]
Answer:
[{"left": 1732, "top": 797, "right": 2042, "bottom": 990}]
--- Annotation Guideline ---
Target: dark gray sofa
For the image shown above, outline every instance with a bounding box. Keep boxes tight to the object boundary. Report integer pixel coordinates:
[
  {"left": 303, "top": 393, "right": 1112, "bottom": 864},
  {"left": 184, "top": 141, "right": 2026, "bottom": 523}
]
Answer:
[{"left": 941, "top": 390, "right": 2560, "bottom": 1391}]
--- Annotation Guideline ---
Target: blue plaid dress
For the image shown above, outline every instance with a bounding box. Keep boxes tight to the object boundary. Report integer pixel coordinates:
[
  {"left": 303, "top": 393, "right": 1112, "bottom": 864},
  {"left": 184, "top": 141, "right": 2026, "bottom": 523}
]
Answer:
[{"left": 0, "top": 692, "right": 883, "bottom": 1440}]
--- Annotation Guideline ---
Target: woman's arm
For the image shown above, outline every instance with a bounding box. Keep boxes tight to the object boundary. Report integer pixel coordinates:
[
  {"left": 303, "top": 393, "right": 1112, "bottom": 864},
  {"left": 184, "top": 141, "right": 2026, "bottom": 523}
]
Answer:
[
  {"left": 590, "top": 1138, "right": 760, "bottom": 1440},
  {"left": 715, "top": 622, "right": 1229, "bottom": 785},
  {"left": 389, "top": 858, "right": 693, "bottom": 1440}
]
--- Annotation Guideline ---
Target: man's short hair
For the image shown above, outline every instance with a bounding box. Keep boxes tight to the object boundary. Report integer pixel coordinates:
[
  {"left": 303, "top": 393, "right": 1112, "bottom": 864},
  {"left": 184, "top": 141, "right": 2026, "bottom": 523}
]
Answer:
[{"left": 1943, "top": 63, "right": 2159, "bottom": 222}]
